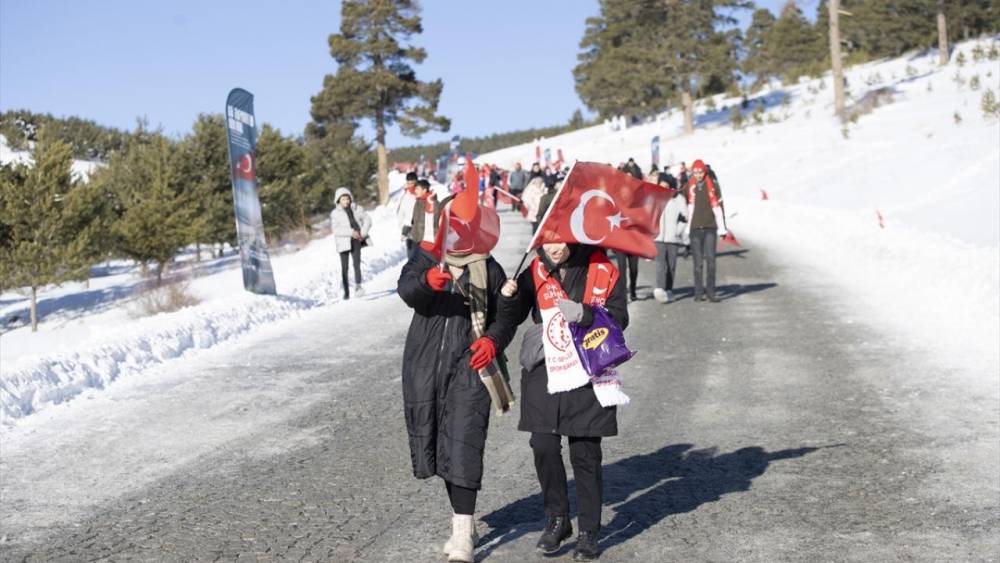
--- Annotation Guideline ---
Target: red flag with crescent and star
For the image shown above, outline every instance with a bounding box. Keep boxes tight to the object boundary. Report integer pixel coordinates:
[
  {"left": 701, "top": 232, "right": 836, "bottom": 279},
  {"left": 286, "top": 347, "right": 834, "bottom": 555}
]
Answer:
[{"left": 530, "top": 162, "right": 674, "bottom": 259}]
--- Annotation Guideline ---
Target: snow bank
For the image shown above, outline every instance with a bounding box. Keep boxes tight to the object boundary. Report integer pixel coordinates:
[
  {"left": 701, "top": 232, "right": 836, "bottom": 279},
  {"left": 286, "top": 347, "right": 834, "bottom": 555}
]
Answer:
[
  {"left": 479, "top": 39, "right": 1000, "bottom": 385},
  {"left": 1, "top": 195, "right": 408, "bottom": 427}
]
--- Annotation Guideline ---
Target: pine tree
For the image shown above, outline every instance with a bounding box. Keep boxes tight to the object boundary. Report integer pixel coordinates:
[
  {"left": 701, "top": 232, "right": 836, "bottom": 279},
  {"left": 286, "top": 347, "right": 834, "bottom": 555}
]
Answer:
[
  {"left": 742, "top": 8, "right": 778, "bottom": 85},
  {"left": 659, "top": 0, "right": 750, "bottom": 134},
  {"left": 311, "top": 0, "right": 449, "bottom": 205},
  {"left": 303, "top": 120, "right": 377, "bottom": 209},
  {"left": 101, "top": 126, "right": 192, "bottom": 284},
  {"left": 256, "top": 125, "right": 308, "bottom": 238},
  {"left": 176, "top": 113, "right": 234, "bottom": 259},
  {"left": 0, "top": 128, "right": 78, "bottom": 331},
  {"left": 763, "top": 2, "right": 826, "bottom": 83}
]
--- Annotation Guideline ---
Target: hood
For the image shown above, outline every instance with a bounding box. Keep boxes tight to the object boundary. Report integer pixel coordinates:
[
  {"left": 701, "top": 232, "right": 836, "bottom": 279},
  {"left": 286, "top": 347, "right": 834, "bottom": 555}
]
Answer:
[{"left": 334, "top": 187, "right": 353, "bottom": 205}]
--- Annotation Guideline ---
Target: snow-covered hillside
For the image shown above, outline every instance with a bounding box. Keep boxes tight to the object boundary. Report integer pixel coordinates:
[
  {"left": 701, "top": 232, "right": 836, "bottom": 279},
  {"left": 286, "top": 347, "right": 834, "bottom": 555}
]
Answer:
[{"left": 478, "top": 39, "right": 1000, "bottom": 388}]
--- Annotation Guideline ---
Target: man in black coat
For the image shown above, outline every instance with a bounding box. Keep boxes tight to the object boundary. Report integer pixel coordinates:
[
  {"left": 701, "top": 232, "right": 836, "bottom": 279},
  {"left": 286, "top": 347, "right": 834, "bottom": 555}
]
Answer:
[
  {"left": 398, "top": 237, "right": 517, "bottom": 561},
  {"left": 498, "top": 243, "right": 629, "bottom": 561}
]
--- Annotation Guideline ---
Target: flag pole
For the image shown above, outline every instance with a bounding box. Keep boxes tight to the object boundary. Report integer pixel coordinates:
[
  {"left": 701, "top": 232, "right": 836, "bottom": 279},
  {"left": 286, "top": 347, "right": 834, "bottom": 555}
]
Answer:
[{"left": 511, "top": 160, "right": 579, "bottom": 279}]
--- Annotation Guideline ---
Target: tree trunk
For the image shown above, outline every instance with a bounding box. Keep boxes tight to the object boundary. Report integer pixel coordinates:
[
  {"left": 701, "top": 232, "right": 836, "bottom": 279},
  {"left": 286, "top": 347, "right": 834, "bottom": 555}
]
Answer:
[
  {"left": 195, "top": 241, "right": 202, "bottom": 263},
  {"left": 937, "top": 1, "right": 949, "bottom": 66},
  {"left": 828, "top": 0, "right": 846, "bottom": 122},
  {"left": 375, "top": 111, "right": 389, "bottom": 205},
  {"left": 681, "top": 89, "right": 695, "bottom": 134},
  {"left": 30, "top": 286, "right": 38, "bottom": 332},
  {"left": 155, "top": 261, "right": 166, "bottom": 286}
]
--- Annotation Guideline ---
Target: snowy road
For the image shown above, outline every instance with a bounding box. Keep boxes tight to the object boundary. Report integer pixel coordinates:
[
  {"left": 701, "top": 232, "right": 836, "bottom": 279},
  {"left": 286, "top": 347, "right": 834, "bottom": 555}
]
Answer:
[{"left": 2, "top": 209, "right": 997, "bottom": 562}]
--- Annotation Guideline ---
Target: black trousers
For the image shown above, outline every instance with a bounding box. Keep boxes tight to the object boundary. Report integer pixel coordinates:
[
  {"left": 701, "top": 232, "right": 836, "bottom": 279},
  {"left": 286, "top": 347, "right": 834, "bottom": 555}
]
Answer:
[
  {"left": 339, "top": 239, "right": 362, "bottom": 292},
  {"left": 690, "top": 228, "right": 717, "bottom": 297},
  {"left": 445, "top": 481, "right": 478, "bottom": 515},
  {"left": 530, "top": 433, "right": 603, "bottom": 532},
  {"left": 614, "top": 252, "right": 639, "bottom": 296}
]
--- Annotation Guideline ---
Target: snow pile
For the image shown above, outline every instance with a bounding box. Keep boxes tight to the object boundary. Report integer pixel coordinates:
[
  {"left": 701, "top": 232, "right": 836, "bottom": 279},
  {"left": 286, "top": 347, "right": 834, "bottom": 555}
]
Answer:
[
  {"left": 0, "top": 134, "right": 103, "bottom": 181},
  {"left": 0, "top": 182, "right": 409, "bottom": 427},
  {"left": 479, "top": 39, "right": 1000, "bottom": 385}
]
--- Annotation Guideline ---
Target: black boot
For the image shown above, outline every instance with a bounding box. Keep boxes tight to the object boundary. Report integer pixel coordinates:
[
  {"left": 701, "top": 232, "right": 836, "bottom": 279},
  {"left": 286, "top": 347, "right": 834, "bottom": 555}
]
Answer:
[
  {"left": 536, "top": 515, "right": 572, "bottom": 554},
  {"left": 572, "top": 530, "right": 600, "bottom": 561},
  {"left": 343, "top": 286, "right": 350, "bottom": 300}
]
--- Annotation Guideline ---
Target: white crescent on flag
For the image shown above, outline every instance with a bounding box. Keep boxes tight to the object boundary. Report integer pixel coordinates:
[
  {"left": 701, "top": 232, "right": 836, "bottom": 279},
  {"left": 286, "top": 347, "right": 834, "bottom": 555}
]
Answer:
[{"left": 570, "top": 189, "right": 618, "bottom": 245}]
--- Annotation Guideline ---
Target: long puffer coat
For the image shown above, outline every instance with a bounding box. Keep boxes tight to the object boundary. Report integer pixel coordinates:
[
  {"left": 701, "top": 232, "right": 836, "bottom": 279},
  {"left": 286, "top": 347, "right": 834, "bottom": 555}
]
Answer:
[
  {"left": 397, "top": 248, "right": 518, "bottom": 489},
  {"left": 498, "top": 245, "right": 629, "bottom": 437}
]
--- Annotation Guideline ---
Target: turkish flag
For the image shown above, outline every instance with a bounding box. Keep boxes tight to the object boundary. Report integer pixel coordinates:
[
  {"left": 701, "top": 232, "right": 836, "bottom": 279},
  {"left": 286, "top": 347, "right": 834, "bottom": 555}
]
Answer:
[{"left": 531, "top": 162, "right": 674, "bottom": 259}]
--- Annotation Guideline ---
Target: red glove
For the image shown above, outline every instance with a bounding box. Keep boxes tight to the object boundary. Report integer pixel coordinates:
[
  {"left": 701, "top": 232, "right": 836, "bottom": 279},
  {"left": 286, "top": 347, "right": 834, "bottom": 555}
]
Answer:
[
  {"left": 425, "top": 267, "right": 453, "bottom": 291},
  {"left": 469, "top": 336, "right": 496, "bottom": 371}
]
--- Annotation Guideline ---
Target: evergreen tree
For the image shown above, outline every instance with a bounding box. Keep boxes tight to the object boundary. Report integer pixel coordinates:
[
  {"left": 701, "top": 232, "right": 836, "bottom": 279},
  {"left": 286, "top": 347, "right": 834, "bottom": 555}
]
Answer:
[
  {"left": 256, "top": 125, "right": 308, "bottom": 238},
  {"left": 303, "top": 120, "right": 377, "bottom": 209},
  {"left": 311, "top": 0, "right": 449, "bottom": 205},
  {"left": 763, "top": 2, "right": 826, "bottom": 83},
  {"left": 0, "top": 128, "right": 79, "bottom": 331},
  {"left": 659, "top": 0, "right": 750, "bottom": 134},
  {"left": 100, "top": 126, "right": 192, "bottom": 284},
  {"left": 743, "top": 8, "right": 778, "bottom": 84},
  {"left": 176, "top": 113, "right": 234, "bottom": 258}
]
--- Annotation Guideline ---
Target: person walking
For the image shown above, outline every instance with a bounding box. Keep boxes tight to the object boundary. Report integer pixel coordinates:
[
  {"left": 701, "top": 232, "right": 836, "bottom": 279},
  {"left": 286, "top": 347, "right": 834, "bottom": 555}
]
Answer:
[
  {"left": 397, "top": 187, "right": 516, "bottom": 563},
  {"left": 499, "top": 242, "right": 629, "bottom": 561},
  {"left": 407, "top": 179, "right": 437, "bottom": 252},
  {"left": 396, "top": 172, "right": 419, "bottom": 253},
  {"left": 622, "top": 157, "right": 643, "bottom": 180},
  {"left": 508, "top": 162, "right": 529, "bottom": 212},
  {"left": 685, "top": 160, "right": 728, "bottom": 302},
  {"left": 330, "top": 187, "right": 372, "bottom": 300},
  {"left": 653, "top": 182, "right": 688, "bottom": 303},
  {"left": 612, "top": 251, "right": 639, "bottom": 302}
]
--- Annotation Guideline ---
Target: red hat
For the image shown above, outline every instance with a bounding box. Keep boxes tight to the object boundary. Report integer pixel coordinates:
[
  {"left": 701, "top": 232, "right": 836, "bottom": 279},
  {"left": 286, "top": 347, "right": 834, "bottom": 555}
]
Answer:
[{"left": 691, "top": 159, "right": 706, "bottom": 171}]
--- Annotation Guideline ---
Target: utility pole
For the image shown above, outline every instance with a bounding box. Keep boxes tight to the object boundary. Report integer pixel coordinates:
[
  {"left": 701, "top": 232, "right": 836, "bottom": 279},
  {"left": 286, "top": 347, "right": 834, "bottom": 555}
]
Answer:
[
  {"left": 937, "top": 0, "right": 950, "bottom": 66},
  {"left": 828, "top": 0, "right": 846, "bottom": 122}
]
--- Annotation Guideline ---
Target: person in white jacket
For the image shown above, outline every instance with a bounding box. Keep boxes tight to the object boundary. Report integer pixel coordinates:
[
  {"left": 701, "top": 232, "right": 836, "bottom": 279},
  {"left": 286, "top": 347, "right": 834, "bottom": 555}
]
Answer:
[
  {"left": 330, "top": 187, "right": 372, "bottom": 300},
  {"left": 653, "top": 184, "right": 689, "bottom": 304},
  {"left": 396, "top": 172, "right": 418, "bottom": 252}
]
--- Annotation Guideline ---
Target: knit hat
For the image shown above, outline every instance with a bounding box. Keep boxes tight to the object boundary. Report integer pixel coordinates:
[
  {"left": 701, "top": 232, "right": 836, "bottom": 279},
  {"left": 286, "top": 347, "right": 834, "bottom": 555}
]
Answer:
[{"left": 691, "top": 160, "right": 706, "bottom": 171}]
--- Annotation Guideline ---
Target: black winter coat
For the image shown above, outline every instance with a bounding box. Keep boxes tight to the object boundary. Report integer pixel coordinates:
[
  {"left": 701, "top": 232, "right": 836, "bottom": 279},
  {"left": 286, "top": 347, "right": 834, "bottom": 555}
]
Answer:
[
  {"left": 498, "top": 246, "right": 629, "bottom": 437},
  {"left": 398, "top": 248, "right": 517, "bottom": 490}
]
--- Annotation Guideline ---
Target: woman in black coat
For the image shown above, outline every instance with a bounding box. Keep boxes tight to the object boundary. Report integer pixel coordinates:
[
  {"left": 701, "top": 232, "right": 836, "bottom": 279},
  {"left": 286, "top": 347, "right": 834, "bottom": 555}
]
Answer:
[
  {"left": 498, "top": 242, "right": 629, "bottom": 561},
  {"left": 398, "top": 244, "right": 517, "bottom": 562}
]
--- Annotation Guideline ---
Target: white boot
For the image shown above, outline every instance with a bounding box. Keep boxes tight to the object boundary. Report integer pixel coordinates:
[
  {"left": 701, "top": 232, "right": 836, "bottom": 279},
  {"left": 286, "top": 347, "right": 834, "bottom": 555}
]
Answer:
[
  {"left": 443, "top": 512, "right": 480, "bottom": 554},
  {"left": 446, "top": 513, "right": 476, "bottom": 562}
]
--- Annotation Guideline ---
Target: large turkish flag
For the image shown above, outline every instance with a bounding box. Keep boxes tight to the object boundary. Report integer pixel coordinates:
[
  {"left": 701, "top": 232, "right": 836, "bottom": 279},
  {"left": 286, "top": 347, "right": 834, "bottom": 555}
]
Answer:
[{"left": 532, "top": 162, "right": 674, "bottom": 259}]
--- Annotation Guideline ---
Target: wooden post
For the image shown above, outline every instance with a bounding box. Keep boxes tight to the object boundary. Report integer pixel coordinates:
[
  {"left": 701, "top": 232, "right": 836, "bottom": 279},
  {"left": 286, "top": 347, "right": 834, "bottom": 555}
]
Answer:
[
  {"left": 828, "top": 0, "right": 846, "bottom": 122},
  {"left": 937, "top": 0, "right": 949, "bottom": 66}
]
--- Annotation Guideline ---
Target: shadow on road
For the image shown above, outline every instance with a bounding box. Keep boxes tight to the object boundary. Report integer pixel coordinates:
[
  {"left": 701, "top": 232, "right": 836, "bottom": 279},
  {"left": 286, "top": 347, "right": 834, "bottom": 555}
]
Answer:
[
  {"left": 668, "top": 282, "right": 778, "bottom": 303},
  {"left": 478, "top": 443, "right": 825, "bottom": 557}
]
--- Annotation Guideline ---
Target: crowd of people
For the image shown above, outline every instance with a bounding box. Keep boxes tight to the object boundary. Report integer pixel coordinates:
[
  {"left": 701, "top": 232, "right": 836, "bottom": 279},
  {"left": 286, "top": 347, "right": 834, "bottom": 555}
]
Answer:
[{"left": 331, "top": 155, "right": 730, "bottom": 561}]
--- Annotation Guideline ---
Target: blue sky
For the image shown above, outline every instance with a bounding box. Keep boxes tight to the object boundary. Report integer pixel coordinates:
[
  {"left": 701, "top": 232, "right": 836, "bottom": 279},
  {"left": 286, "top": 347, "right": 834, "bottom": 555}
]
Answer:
[{"left": 1, "top": 0, "right": 818, "bottom": 148}]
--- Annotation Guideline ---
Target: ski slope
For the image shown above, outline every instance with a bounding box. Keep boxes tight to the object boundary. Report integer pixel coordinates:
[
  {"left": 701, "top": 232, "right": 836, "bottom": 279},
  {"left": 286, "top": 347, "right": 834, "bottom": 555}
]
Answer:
[{"left": 477, "top": 39, "right": 1000, "bottom": 390}]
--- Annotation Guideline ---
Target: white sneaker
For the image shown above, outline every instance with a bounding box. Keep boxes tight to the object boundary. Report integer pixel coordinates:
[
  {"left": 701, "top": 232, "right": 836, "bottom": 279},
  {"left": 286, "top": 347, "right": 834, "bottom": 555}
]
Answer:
[
  {"left": 446, "top": 514, "right": 476, "bottom": 562},
  {"left": 653, "top": 288, "right": 668, "bottom": 304},
  {"left": 353, "top": 285, "right": 365, "bottom": 297}
]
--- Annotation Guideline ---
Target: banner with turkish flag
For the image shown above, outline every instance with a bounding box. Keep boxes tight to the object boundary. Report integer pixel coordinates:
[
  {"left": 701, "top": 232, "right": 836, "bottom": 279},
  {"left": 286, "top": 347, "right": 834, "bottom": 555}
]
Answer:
[{"left": 530, "top": 162, "right": 674, "bottom": 259}]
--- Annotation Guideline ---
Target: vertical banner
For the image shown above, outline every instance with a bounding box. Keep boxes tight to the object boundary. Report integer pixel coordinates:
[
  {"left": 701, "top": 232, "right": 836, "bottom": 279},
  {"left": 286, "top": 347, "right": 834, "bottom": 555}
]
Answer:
[
  {"left": 225, "top": 88, "right": 277, "bottom": 295},
  {"left": 651, "top": 135, "right": 660, "bottom": 168},
  {"left": 544, "top": 148, "right": 552, "bottom": 166}
]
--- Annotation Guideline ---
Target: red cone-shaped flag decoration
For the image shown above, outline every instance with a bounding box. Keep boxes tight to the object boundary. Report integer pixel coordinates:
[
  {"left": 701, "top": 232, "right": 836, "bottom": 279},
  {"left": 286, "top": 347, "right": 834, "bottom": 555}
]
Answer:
[
  {"left": 424, "top": 159, "right": 501, "bottom": 259},
  {"left": 531, "top": 162, "right": 674, "bottom": 259}
]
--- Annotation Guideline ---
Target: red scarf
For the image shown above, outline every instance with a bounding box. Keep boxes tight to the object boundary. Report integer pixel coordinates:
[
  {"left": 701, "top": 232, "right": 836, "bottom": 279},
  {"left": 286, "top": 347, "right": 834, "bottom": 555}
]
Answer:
[
  {"left": 687, "top": 174, "right": 720, "bottom": 209},
  {"left": 532, "top": 250, "right": 619, "bottom": 310}
]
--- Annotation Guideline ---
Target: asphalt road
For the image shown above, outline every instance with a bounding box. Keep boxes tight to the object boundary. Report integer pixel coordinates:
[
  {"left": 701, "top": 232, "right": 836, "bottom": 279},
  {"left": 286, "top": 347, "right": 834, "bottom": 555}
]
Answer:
[{"left": 2, "top": 208, "right": 997, "bottom": 562}]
